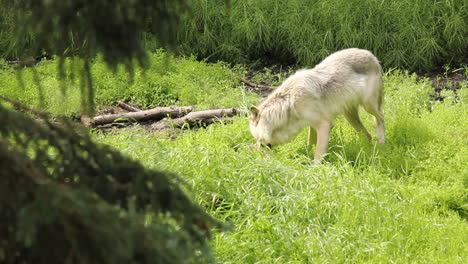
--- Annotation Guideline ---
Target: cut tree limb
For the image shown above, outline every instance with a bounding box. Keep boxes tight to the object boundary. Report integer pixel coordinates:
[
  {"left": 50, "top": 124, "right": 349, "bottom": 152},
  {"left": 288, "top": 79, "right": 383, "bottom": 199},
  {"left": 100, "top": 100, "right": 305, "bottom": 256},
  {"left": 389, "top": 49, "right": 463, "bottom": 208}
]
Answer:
[
  {"left": 83, "top": 106, "right": 194, "bottom": 127},
  {"left": 151, "top": 108, "right": 246, "bottom": 130},
  {"left": 238, "top": 77, "right": 277, "bottom": 90},
  {"left": 117, "top": 101, "right": 141, "bottom": 112}
]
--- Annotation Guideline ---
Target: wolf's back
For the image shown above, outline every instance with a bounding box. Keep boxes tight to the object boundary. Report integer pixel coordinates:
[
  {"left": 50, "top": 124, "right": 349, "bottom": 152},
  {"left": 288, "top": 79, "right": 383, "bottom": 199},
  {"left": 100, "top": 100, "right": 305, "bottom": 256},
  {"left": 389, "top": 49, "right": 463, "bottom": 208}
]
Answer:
[{"left": 317, "top": 48, "right": 381, "bottom": 74}]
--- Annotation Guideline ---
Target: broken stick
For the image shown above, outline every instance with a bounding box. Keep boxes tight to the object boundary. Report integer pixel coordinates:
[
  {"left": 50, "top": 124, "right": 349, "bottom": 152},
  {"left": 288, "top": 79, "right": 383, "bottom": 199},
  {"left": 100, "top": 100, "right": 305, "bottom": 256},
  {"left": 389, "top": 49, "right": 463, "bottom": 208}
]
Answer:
[
  {"left": 151, "top": 108, "right": 246, "bottom": 130},
  {"left": 238, "top": 77, "right": 277, "bottom": 90},
  {"left": 117, "top": 101, "right": 141, "bottom": 112}
]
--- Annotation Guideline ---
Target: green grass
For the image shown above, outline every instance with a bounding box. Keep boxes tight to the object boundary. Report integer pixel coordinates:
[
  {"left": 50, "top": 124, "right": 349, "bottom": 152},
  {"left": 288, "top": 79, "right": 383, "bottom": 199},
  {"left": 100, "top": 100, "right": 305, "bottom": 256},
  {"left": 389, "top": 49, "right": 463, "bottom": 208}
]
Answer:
[
  {"left": 0, "top": 51, "right": 256, "bottom": 116},
  {"left": 1, "top": 51, "right": 466, "bottom": 262},
  {"left": 176, "top": 0, "right": 467, "bottom": 71},
  {"left": 95, "top": 71, "right": 467, "bottom": 263}
]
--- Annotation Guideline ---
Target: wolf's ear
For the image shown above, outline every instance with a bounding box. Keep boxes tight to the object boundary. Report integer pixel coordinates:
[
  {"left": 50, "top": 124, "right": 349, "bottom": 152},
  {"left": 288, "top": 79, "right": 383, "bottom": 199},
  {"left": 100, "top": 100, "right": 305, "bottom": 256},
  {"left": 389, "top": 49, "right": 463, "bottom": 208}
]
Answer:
[{"left": 250, "top": 106, "right": 259, "bottom": 118}]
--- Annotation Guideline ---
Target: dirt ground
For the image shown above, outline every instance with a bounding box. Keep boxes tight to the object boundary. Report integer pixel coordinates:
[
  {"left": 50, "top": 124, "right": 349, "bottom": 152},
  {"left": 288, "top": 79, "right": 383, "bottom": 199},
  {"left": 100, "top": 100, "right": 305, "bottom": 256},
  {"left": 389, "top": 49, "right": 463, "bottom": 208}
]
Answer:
[{"left": 417, "top": 71, "right": 466, "bottom": 101}]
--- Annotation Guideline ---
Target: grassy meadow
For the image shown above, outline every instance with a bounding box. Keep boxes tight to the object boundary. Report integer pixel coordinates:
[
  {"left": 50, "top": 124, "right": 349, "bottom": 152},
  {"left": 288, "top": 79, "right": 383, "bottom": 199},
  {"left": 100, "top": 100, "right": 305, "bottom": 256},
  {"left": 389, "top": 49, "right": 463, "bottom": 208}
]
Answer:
[
  {"left": 99, "top": 71, "right": 467, "bottom": 263},
  {"left": 1, "top": 0, "right": 467, "bottom": 262},
  {"left": 1, "top": 52, "right": 467, "bottom": 263}
]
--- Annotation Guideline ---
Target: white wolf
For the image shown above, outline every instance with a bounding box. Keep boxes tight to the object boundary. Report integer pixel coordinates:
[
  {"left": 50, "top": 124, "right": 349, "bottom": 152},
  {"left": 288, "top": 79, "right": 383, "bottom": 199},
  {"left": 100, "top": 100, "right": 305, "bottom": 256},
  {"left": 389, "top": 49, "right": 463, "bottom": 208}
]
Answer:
[{"left": 249, "top": 48, "right": 385, "bottom": 162}]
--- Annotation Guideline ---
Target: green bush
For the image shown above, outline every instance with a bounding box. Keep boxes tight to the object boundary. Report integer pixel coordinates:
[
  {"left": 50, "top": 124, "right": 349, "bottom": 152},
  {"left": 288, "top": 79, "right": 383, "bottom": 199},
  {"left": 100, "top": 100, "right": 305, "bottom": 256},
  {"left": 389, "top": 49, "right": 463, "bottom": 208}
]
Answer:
[
  {"left": 176, "top": 0, "right": 467, "bottom": 71},
  {"left": 3, "top": 1, "right": 466, "bottom": 71}
]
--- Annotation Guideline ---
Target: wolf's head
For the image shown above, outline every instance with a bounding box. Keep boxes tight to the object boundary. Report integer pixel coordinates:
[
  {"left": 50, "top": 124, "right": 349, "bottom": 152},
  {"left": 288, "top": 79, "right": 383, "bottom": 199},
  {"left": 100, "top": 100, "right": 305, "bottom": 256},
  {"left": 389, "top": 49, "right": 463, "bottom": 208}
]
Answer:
[
  {"left": 249, "top": 106, "right": 290, "bottom": 147},
  {"left": 249, "top": 106, "right": 271, "bottom": 147},
  {"left": 250, "top": 102, "right": 306, "bottom": 148}
]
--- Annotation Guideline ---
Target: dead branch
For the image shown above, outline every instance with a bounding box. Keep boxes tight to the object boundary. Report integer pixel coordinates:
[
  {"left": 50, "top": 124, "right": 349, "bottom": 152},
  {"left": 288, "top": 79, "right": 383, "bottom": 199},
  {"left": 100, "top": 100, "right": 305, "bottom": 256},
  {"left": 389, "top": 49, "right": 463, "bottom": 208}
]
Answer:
[
  {"left": 117, "top": 101, "right": 141, "bottom": 112},
  {"left": 238, "top": 77, "right": 277, "bottom": 90},
  {"left": 83, "top": 105, "right": 194, "bottom": 128},
  {"left": 151, "top": 108, "right": 246, "bottom": 130}
]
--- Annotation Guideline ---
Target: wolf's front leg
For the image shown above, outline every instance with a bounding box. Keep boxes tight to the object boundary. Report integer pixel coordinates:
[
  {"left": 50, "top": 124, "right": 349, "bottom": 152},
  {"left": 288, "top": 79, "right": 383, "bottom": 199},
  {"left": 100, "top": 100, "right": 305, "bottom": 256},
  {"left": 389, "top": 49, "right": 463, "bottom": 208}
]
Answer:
[
  {"left": 307, "top": 126, "right": 317, "bottom": 147},
  {"left": 314, "top": 121, "right": 333, "bottom": 162}
]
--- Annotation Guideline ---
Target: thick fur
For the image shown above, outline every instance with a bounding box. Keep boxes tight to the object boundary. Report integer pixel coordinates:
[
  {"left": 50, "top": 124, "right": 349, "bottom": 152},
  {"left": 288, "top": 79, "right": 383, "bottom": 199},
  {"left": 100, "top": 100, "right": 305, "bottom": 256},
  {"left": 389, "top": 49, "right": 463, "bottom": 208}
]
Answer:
[{"left": 250, "top": 48, "right": 385, "bottom": 161}]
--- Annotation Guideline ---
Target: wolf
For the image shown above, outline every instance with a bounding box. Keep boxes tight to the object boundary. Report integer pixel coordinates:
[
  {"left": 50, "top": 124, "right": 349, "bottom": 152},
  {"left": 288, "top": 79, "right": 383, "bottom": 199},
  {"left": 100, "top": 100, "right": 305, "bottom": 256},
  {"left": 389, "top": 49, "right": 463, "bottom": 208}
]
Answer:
[{"left": 249, "top": 48, "right": 385, "bottom": 162}]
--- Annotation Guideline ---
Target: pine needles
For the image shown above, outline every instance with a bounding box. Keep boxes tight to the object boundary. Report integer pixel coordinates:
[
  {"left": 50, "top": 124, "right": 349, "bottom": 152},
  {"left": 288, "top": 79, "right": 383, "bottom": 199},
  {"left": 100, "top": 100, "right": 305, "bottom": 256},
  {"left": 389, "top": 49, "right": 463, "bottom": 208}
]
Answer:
[{"left": 0, "top": 100, "right": 222, "bottom": 263}]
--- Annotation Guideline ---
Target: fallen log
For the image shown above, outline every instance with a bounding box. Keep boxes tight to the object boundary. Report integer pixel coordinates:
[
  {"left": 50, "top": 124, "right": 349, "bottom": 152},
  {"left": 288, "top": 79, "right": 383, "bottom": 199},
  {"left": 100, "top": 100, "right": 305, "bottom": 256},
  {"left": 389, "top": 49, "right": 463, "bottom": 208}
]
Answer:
[
  {"left": 83, "top": 105, "right": 194, "bottom": 128},
  {"left": 151, "top": 108, "right": 246, "bottom": 130},
  {"left": 117, "top": 101, "right": 141, "bottom": 112},
  {"left": 238, "top": 77, "right": 277, "bottom": 90}
]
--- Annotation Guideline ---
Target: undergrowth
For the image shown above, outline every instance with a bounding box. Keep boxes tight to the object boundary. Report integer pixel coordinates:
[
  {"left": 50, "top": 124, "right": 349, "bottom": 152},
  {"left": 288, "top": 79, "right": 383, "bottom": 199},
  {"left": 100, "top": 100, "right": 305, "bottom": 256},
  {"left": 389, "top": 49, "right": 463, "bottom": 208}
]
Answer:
[{"left": 96, "top": 71, "right": 467, "bottom": 263}]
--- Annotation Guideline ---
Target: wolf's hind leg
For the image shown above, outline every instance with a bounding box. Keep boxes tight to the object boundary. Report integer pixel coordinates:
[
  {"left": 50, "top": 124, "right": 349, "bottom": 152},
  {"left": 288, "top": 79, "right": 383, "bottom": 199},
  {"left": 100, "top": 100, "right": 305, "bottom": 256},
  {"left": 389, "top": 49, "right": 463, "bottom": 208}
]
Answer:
[
  {"left": 364, "top": 73, "right": 385, "bottom": 144},
  {"left": 344, "top": 107, "right": 372, "bottom": 140},
  {"left": 363, "top": 98, "right": 385, "bottom": 144}
]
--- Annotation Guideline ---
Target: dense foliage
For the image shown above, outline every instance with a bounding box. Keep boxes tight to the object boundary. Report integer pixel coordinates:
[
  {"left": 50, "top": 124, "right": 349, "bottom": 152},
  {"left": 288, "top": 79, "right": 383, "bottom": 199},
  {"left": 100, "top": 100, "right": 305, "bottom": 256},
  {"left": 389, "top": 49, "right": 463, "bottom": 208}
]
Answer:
[
  {"left": 176, "top": 0, "right": 467, "bottom": 71},
  {"left": 1, "top": 0, "right": 191, "bottom": 115}
]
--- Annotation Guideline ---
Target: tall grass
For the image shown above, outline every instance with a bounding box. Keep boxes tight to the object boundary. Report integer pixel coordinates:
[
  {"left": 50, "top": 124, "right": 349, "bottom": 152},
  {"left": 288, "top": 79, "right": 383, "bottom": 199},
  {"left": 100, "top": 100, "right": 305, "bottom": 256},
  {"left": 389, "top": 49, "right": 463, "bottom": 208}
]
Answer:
[
  {"left": 97, "top": 71, "right": 467, "bottom": 263},
  {"left": 177, "top": 0, "right": 467, "bottom": 71},
  {"left": 2, "top": 1, "right": 466, "bottom": 71}
]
